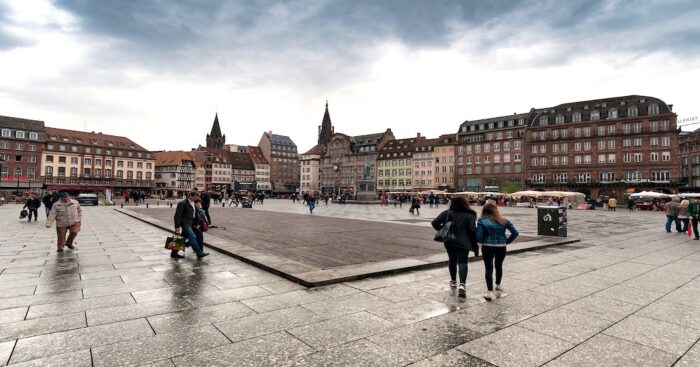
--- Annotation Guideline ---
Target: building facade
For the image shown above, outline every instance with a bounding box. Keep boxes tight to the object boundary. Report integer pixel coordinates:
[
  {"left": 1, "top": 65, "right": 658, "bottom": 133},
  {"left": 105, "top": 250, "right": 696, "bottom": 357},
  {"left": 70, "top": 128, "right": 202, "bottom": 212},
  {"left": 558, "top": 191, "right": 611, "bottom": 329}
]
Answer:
[
  {"left": 456, "top": 114, "right": 527, "bottom": 192},
  {"left": 153, "top": 151, "right": 195, "bottom": 198},
  {"left": 228, "top": 151, "right": 256, "bottom": 191},
  {"left": 525, "top": 95, "right": 679, "bottom": 198},
  {"left": 377, "top": 135, "right": 422, "bottom": 192},
  {"left": 0, "top": 115, "right": 45, "bottom": 192},
  {"left": 320, "top": 129, "right": 395, "bottom": 194},
  {"left": 247, "top": 146, "right": 271, "bottom": 192},
  {"left": 258, "top": 132, "right": 300, "bottom": 193},
  {"left": 42, "top": 128, "right": 155, "bottom": 195},
  {"left": 679, "top": 130, "right": 700, "bottom": 190},
  {"left": 300, "top": 144, "right": 323, "bottom": 193},
  {"left": 433, "top": 134, "right": 457, "bottom": 192},
  {"left": 412, "top": 137, "right": 438, "bottom": 192}
]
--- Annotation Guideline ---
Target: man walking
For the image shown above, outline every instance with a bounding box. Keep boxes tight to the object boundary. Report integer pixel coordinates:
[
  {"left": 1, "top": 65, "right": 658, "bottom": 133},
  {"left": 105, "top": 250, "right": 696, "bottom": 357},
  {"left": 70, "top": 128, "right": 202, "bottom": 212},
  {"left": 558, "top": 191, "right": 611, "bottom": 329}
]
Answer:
[
  {"left": 46, "top": 192, "right": 82, "bottom": 252},
  {"left": 42, "top": 190, "right": 57, "bottom": 217},
  {"left": 23, "top": 193, "right": 41, "bottom": 222},
  {"left": 689, "top": 197, "right": 700, "bottom": 240},
  {"left": 665, "top": 196, "right": 681, "bottom": 233},
  {"left": 173, "top": 191, "right": 209, "bottom": 259},
  {"left": 200, "top": 191, "right": 212, "bottom": 224}
]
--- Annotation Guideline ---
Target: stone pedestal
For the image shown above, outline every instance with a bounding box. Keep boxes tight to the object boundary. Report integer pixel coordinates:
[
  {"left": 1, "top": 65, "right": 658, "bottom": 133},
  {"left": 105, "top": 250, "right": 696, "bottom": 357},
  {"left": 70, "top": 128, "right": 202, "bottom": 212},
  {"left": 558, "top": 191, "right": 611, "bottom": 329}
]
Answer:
[{"left": 355, "top": 179, "right": 377, "bottom": 202}]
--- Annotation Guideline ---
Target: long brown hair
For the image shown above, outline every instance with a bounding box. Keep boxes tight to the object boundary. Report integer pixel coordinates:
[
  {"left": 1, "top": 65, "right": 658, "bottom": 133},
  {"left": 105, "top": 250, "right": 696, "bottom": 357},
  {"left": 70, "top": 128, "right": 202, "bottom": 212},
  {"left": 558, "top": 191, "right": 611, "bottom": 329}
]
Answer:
[
  {"left": 482, "top": 203, "right": 506, "bottom": 224},
  {"left": 449, "top": 196, "right": 476, "bottom": 215}
]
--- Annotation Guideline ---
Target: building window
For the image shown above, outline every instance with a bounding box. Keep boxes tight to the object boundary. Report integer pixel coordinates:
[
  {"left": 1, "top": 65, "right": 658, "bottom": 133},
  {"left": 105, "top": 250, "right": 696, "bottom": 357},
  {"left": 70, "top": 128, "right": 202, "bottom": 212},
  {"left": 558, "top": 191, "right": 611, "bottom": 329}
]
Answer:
[
  {"left": 46, "top": 155, "right": 54, "bottom": 163},
  {"left": 1, "top": 129, "right": 10, "bottom": 137},
  {"left": 15, "top": 131, "right": 25, "bottom": 139},
  {"left": 28, "top": 132, "right": 38, "bottom": 140},
  {"left": 590, "top": 110, "right": 600, "bottom": 121},
  {"left": 573, "top": 113, "right": 582, "bottom": 123},
  {"left": 70, "top": 167, "right": 78, "bottom": 177},
  {"left": 539, "top": 116, "right": 548, "bottom": 125},
  {"left": 600, "top": 172, "right": 615, "bottom": 182},
  {"left": 608, "top": 109, "right": 618, "bottom": 119},
  {"left": 555, "top": 115, "right": 564, "bottom": 124},
  {"left": 650, "top": 152, "right": 659, "bottom": 161},
  {"left": 651, "top": 171, "right": 669, "bottom": 181},
  {"left": 45, "top": 166, "right": 53, "bottom": 176},
  {"left": 627, "top": 106, "right": 638, "bottom": 117},
  {"left": 648, "top": 104, "right": 659, "bottom": 115}
]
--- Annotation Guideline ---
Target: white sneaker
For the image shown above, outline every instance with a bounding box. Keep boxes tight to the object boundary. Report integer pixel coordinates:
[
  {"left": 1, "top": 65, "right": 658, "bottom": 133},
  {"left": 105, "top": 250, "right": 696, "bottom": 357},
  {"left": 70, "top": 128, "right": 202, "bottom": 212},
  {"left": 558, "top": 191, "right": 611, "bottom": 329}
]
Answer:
[
  {"left": 449, "top": 280, "right": 457, "bottom": 288},
  {"left": 484, "top": 291, "right": 495, "bottom": 301},
  {"left": 458, "top": 284, "right": 466, "bottom": 298},
  {"left": 495, "top": 283, "right": 502, "bottom": 291}
]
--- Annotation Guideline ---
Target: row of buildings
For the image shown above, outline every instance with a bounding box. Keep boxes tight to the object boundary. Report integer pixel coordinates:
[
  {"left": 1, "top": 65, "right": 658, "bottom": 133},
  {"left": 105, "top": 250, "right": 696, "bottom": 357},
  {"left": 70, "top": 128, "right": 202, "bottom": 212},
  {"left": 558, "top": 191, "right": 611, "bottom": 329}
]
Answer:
[
  {"left": 300, "top": 95, "right": 685, "bottom": 200},
  {"left": 0, "top": 94, "right": 692, "bottom": 199}
]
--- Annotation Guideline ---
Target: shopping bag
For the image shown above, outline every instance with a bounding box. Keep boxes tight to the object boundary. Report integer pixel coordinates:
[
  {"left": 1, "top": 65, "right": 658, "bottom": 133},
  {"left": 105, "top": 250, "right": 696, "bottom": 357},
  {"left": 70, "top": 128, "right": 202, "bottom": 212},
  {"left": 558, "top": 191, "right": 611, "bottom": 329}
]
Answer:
[
  {"left": 164, "top": 234, "right": 186, "bottom": 251},
  {"left": 19, "top": 209, "right": 28, "bottom": 219}
]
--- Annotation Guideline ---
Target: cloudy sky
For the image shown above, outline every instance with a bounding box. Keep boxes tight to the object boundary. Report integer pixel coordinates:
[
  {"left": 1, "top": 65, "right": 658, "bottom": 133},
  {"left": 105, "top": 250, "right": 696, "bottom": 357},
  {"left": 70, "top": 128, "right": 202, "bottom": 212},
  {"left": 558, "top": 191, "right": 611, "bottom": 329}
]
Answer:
[{"left": 1, "top": 0, "right": 699, "bottom": 152}]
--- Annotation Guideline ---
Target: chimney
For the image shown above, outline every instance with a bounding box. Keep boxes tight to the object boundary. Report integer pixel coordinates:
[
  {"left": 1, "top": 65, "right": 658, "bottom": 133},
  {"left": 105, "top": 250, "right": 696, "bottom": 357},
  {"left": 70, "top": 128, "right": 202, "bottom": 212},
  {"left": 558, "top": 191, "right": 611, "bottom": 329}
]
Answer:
[{"left": 417, "top": 132, "right": 421, "bottom": 138}]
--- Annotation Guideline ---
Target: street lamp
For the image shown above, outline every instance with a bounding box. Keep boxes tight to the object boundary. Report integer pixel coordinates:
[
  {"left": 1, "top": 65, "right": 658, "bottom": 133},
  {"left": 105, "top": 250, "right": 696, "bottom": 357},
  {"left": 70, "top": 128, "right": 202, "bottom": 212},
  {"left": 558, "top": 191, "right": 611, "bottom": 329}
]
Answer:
[{"left": 0, "top": 156, "right": 5, "bottom": 192}]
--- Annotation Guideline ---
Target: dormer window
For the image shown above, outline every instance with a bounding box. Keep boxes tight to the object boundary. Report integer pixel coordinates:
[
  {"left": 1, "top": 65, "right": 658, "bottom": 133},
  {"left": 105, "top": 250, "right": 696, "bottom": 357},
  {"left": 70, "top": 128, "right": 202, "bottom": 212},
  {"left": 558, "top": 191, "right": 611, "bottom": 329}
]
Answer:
[
  {"left": 608, "top": 108, "right": 618, "bottom": 119},
  {"left": 539, "top": 116, "right": 548, "bottom": 125},
  {"left": 590, "top": 110, "right": 600, "bottom": 121},
  {"left": 627, "top": 106, "right": 638, "bottom": 117},
  {"left": 555, "top": 115, "right": 565, "bottom": 124},
  {"left": 648, "top": 104, "right": 659, "bottom": 115},
  {"left": 573, "top": 113, "right": 582, "bottom": 123}
]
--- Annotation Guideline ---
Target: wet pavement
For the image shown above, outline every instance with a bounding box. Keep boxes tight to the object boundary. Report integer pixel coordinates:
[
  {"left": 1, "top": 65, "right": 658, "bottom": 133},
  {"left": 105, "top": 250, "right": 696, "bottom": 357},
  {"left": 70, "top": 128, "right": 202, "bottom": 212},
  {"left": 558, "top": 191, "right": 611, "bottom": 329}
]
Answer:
[{"left": 0, "top": 200, "right": 698, "bottom": 366}]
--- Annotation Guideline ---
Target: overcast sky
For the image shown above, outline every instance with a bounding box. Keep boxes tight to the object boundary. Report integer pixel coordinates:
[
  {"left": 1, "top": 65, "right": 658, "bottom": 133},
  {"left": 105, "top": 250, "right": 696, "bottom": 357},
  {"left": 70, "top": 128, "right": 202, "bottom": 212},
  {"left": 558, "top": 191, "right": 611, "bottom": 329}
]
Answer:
[{"left": 1, "top": 0, "right": 699, "bottom": 153}]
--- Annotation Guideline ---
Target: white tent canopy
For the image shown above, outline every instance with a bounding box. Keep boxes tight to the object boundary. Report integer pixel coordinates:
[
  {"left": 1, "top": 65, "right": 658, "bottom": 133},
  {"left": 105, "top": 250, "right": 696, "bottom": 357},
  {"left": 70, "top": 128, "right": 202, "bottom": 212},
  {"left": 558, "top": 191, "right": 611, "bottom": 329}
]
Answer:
[{"left": 629, "top": 191, "right": 672, "bottom": 199}]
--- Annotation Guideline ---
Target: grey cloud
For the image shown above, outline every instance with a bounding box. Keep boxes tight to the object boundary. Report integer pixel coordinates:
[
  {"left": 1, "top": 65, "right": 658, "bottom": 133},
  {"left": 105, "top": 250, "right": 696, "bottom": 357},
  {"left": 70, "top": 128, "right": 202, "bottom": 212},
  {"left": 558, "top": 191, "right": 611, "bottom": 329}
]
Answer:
[{"left": 35, "top": 0, "right": 700, "bottom": 89}]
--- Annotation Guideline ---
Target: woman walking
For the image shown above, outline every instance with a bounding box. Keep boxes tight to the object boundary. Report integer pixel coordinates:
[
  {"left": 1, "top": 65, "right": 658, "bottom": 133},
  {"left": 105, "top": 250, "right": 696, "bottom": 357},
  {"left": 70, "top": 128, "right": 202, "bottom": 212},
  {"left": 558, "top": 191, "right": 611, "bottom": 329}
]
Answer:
[
  {"left": 476, "top": 203, "right": 519, "bottom": 301},
  {"left": 431, "top": 196, "right": 478, "bottom": 298}
]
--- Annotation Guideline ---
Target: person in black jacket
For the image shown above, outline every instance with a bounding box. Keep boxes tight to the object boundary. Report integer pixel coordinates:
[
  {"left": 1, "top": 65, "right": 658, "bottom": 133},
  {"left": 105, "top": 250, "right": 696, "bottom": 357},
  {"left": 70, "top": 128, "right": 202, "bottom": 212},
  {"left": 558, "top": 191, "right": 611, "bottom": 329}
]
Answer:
[
  {"left": 42, "top": 191, "right": 57, "bottom": 218},
  {"left": 23, "top": 193, "right": 41, "bottom": 222},
  {"left": 200, "top": 191, "right": 212, "bottom": 224},
  {"left": 172, "top": 191, "right": 209, "bottom": 259},
  {"left": 432, "top": 196, "right": 478, "bottom": 297}
]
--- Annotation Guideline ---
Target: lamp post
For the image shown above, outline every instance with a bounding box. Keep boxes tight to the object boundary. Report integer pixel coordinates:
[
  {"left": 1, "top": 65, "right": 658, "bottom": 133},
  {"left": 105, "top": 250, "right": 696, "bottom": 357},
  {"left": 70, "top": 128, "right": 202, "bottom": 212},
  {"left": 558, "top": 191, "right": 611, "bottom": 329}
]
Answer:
[{"left": 0, "top": 156, "right": 5, "bottom": 192}]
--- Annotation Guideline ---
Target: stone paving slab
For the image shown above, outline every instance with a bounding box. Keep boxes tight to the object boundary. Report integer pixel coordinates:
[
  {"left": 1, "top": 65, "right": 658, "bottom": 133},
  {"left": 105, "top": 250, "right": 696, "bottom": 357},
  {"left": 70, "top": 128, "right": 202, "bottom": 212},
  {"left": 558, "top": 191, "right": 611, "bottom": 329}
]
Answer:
[{"left": 124, "top": 206, "right": 578, "bottom": 287}]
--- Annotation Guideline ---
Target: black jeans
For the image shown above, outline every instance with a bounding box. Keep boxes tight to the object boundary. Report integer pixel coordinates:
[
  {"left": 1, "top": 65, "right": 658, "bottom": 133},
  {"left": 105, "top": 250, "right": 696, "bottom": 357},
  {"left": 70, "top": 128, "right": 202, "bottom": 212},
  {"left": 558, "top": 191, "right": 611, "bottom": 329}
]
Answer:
[
  {"left": 444, "top": 244, "right": 469, "bottom": 284},
  {"left": 482, "top": 245, "right": 506, "bottom": 291},
  {"left": 693, "top": 218, "right": 699, "bottom": 238},
  {"left": 27, "top": 208, "right": 38, "bottom": 221}
]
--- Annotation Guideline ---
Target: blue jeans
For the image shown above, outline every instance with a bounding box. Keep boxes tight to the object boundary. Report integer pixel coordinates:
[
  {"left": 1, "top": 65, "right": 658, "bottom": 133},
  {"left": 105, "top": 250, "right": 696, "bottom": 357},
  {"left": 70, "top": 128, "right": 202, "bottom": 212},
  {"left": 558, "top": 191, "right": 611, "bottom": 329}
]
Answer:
[
  {"left": 180, "top": 225, "right": 205, "bottom": 256},
  {"left": 309, "top": 202, "right": 315, "bottom": 213},
  {"left": 665, "top": 215, "right": 680, "bottom": 232}
]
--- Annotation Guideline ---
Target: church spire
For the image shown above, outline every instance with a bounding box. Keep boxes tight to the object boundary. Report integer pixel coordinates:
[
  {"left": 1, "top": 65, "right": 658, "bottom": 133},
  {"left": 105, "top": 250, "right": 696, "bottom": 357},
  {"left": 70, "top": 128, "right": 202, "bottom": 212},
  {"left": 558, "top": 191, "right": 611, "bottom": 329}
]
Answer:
[
  {"left": 318, "top": 100, "right": 334, "bottom": 146},
  {"left": 206, "top": 113, "right": 226, "bottom": 149}
]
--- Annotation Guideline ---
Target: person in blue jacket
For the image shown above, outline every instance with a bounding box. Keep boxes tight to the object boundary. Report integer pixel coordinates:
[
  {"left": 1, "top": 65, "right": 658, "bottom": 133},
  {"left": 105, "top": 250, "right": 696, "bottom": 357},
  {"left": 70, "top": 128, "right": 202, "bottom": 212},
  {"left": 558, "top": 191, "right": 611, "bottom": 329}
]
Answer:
[{"left": 476, "top": 203, "right": 519, "bottom": 301}]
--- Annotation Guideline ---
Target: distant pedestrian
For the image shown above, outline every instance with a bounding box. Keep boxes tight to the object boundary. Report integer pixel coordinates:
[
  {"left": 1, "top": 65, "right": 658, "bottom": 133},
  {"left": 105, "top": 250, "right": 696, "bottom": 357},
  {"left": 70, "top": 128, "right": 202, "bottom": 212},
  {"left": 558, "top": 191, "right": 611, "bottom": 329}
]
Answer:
[
  {"left": 627, "top": 197, "right": 635, "bottom": 211},
  {"left": 42, "top": 191, "right": 57, "bottom": 217},
  {"left": 308, "top": 193, "right": 316, "bottom": 214},
  {"left": 431, "top": 196, "right": 478, "bottom": 297},
  {"left": 23, "top": 193, "right": 41, "bottom": 222},
  {"left": 46, "top": 192, "right": 82, "bottom": 252},
  {"left": 194, "top": 201, "right": 209, "bottom": 250},
  {"left": 608, "top": 197, "right": 617, "bottom": 211},
  {"left": 173, "top": 191, "right": 209, "bottom": 259},
  {"left": 678, "top": 199, "right": 690, "bottom": 233},
  {"left": 665, "top": 196, "right": 681, "bottom": 233},
  {"left": 200, "top": 191, "right": 212, "bottom": 224},
  {"left": 410, "top": 196, "right": 421, "bottom": 215},
  {"left": 476, "top": 203, "right": 519, "bottom": 301},
  {"left": 324, "top": 194, "right": 329, "bottom": 206},
  {"left": 688, "top": 198, "right": 700, "bottom": 240}
]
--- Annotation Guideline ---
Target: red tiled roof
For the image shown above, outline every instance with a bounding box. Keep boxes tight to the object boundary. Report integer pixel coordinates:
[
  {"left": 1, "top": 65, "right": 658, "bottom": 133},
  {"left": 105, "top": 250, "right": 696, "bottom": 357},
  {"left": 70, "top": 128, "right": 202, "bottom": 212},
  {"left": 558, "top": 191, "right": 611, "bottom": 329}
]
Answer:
[
  {"left": 247, "top": 146, "right": 269, "bottom": 165},
  {"left": 153, "top": 151, "right": 194, "bottom": 166},
  {"left": 302, "top": 144, "right": 324, "bottom": 156},
  {"left": 45, "top": 127, "right": 149, "bottom": 152}
]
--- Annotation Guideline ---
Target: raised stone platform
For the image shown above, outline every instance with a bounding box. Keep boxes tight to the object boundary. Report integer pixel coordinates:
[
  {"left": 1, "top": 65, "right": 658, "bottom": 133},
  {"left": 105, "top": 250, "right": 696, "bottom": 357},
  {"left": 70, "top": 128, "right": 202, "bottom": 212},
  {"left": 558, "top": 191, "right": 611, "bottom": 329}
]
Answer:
[{"left": 121, "top": 207, "right": 579, "bottom": 287}]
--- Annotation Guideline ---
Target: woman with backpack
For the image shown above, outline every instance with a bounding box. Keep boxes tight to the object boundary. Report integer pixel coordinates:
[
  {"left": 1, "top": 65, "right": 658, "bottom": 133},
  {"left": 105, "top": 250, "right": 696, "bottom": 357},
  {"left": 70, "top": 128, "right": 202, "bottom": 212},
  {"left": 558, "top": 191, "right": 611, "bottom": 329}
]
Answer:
[
  {"left": 431, "top": 196, "right": 478, "bottom": 298},
  {"left": 476, "top": 203, "right": 519, "bottom": 301}
]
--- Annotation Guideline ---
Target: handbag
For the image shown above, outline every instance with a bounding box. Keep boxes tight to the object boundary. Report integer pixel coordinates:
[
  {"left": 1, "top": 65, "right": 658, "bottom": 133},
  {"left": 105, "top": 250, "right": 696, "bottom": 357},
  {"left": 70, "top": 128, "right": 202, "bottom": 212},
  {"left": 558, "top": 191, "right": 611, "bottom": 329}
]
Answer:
[
  {"left": 164, "top": 234, "right": 186, "bottom": 252},
  {"left": 434, "top": 211, "right": 456, "bottom": 242},
  {"left": 20, "top": 209, "right": 28, "bottom": 219}
]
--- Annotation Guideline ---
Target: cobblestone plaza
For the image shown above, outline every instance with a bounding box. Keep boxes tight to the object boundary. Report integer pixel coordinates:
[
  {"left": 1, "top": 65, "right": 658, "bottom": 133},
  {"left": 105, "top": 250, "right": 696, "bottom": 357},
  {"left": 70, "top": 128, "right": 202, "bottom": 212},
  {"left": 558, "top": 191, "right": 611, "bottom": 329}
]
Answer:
[{"left": 1, "top": 201, "right": 699, "bottom": 366}]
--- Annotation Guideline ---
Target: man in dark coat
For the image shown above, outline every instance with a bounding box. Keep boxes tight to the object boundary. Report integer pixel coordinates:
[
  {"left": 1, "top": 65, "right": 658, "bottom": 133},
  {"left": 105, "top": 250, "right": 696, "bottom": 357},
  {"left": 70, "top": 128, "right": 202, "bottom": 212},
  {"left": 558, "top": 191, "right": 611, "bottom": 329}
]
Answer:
[
  {"left": 23, "top": 193, "right": 41, "bottom": 222},
  {"left": 42, "top": 191, "right": 57, "bottom": 217},
  {"left": 200, "top": 191, "right": 212, "bottom": 224},
  {"left": 173, "top": 191, "right": 209, "bottom": 259}
]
